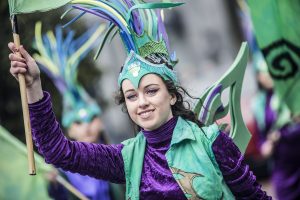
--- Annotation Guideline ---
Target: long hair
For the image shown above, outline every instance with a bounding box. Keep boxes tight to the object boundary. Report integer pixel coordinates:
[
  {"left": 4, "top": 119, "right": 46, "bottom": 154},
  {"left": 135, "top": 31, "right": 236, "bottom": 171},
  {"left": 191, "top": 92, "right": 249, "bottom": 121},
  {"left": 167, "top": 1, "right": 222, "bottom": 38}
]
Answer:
[{"left": 164, "top": 79, "right": 204, "bottom": 128}]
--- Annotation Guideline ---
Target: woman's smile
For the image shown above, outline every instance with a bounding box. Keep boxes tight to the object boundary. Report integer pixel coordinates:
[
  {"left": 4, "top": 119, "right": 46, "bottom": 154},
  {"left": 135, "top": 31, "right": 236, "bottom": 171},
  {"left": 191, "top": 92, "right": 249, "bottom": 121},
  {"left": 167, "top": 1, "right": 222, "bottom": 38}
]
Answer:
[
  {"left": 138, "top": 109, "right": 155, "bottom": 119},
  {"left": 122, "top": 74, "right": 176, "bottom": 131}
]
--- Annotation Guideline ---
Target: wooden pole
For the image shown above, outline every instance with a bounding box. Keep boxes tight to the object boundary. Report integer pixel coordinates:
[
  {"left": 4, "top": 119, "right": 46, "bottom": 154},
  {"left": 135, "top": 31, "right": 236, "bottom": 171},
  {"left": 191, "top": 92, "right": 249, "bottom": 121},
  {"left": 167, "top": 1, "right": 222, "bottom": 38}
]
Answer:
[
  {"left": 56, "top": 175, "right": 89, "bottom": 200},
  {"left": 10, "top": 15, "right": 36, "bottom": 175}
]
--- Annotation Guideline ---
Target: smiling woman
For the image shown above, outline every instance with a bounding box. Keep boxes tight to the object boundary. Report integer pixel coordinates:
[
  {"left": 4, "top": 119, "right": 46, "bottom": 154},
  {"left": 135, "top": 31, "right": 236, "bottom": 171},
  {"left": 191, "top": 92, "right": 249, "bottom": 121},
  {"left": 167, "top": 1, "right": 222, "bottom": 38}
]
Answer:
[
  {"left": 7, "top": 0, "right": 272, "bottom": 199},
  {"left": 117, "top": 72, "right": 202, "bottom": 133},
  {"left": 122, "top": 74, "right": 175, "bottom": 131}
]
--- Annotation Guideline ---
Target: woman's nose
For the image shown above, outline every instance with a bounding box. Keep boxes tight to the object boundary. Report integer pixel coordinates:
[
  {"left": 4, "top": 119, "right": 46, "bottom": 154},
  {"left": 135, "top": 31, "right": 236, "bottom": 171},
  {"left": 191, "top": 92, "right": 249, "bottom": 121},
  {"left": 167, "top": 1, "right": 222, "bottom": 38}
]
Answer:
[{"left": 138, "top": 94, "right": 149, "bottom": 108}]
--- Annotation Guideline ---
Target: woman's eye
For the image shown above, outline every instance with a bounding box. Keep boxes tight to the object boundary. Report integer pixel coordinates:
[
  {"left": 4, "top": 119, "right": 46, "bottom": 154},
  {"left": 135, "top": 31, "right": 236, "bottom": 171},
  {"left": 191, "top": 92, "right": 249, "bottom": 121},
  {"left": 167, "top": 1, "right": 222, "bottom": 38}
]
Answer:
[
  {"left": 74, "top": 121, "right": 82, "bottom": 125},
  {"left": 126, "top": 94, "right": 137, "bottom": 101},
  {"left": 146, "top": 89, "right": 158, "bottom": 95}
]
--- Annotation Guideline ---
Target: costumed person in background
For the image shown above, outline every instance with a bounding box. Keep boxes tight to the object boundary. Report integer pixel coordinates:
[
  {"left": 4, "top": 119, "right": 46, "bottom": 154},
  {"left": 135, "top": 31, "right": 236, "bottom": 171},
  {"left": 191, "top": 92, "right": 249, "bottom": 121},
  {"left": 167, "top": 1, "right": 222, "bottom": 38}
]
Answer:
[
  {"left": 32, "top": 22, "right": 124, "bottom": 200},
  {"left": 247, "top": 1, "right": 300, "bottom": 199},
  {"left": 236, "top": 0, "right": 276, "bottom": 181},
  {"left": 248, "top": 49, "right": 276, "bottom": 179},
  {"left": 8, "top": 0, "right": 271, "bottom": 199}
]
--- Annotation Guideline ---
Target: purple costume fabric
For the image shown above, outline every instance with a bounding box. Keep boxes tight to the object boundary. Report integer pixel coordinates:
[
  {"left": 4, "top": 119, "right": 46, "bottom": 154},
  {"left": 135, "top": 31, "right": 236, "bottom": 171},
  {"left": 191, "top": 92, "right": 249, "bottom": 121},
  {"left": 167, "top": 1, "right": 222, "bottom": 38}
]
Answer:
[
  {"left": 48, "top": 142, "right": 112, "bottom": 200},
  {"left": 64, "top": 171, "right": 111, "bottom": 200},
  {"left": 49, "top": 170, "right": 111, "bottom": 200},
  {"left": 272, "top": 123, "right": 300, "bottom": 200},
  {"left": 29, "top": 92, "right": 270, "bottom": 199},
  {"left": 213, "top": 132, "right": 270, "bottom": 199},
  {"left": 140, "top": 117, "right": 186, "bottom": 199},
  {"left": 29, "top": 92, "right": 125, "bottom": 184},
  {"left": 264, "top": 91, "right": 277, "bottom": 137}
]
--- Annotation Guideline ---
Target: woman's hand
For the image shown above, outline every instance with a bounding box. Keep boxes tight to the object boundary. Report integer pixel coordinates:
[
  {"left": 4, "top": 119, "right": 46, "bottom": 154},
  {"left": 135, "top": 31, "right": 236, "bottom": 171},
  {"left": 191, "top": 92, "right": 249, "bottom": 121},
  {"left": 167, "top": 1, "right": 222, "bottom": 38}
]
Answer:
[
  {"left": 8, "top": 42, "right": 40, "bottom": 87},
  {"left": 261, "top": 130, "right": 280, "bottom": 158},
  {"left": 8, "top": 42, "right": 44, "bottom": 103},
  {"left": 46, "top": 169, "right": 59, "bottom": 183}
]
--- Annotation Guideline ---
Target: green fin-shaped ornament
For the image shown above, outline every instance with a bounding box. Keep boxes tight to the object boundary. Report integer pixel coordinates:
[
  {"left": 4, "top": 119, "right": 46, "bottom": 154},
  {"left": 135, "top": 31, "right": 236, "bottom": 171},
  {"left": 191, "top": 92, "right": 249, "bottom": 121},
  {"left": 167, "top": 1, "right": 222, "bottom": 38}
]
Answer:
[{"left": 194, "top": 42, "right": 251, "bottom": 154}]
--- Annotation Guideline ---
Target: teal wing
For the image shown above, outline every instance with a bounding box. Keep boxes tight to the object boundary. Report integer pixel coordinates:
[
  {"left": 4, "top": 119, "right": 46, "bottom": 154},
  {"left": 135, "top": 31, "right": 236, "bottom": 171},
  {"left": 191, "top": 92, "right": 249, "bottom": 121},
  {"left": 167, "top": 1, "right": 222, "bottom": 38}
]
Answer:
[{"left": 194, "top": 42, "right": 251, "bottom": 154}]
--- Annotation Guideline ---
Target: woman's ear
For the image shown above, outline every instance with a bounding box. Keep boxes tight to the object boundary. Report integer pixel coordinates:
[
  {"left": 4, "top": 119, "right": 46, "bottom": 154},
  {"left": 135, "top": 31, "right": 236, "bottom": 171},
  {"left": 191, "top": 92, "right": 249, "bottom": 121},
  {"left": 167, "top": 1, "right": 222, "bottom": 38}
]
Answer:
[{"left": 170, "top": 94, "right": 177, "bottom": 105}]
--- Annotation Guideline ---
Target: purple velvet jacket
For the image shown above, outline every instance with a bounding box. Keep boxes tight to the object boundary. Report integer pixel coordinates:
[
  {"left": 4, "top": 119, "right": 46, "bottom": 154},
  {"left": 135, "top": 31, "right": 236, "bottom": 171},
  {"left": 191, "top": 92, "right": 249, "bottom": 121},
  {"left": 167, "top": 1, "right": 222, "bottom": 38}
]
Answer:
[{"left": 30, "top": 92, "right": 271, "bottom": 199}]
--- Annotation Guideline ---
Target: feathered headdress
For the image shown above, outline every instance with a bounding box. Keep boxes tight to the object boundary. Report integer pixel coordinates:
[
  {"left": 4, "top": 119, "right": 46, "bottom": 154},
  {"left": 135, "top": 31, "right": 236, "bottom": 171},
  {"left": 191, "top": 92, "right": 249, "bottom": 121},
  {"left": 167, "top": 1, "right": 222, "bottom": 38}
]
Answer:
[
  {"left": 63, "top": 0, "right": 183, "bottom": 88},
  {"left": 62, "top": 1, "right": 252, "bottom": 153},
  {"left": 33, "top": 21, "right": 105, "bottom": 128}
]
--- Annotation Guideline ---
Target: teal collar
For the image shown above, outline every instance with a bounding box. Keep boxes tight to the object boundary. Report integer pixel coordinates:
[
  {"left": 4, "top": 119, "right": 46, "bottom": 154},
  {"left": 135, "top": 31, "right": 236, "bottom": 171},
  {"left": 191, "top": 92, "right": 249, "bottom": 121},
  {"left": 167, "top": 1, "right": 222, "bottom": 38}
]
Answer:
[{"left": 170, "top": 117, "right": 196, "bottom": 146}]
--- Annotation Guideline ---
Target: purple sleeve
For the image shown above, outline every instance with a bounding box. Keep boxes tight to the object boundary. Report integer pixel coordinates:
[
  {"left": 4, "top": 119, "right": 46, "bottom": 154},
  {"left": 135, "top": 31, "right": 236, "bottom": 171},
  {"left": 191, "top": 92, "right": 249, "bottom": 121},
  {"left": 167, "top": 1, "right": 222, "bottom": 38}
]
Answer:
[
  {"left": 212, "top": 132, "right": 272, "bottom": 199},
  {"left": 29, "top": 92, "right": 125, "bottom": 184}
]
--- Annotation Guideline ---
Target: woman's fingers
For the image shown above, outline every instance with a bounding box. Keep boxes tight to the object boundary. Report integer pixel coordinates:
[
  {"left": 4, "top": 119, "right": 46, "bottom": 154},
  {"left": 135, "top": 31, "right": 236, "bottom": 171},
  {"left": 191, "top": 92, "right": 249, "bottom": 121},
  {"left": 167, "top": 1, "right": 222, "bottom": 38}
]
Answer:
[
  {"left": 10, "top": 65, "right": 27, "bottom": 81},
  {"left": 9, "top": 53, "right": 26, "bottom": 63},
  {"left": 8, "top": 42, "right": 17, "bottom": 53},
  {"left": 11, "top": 60, "right": 27, "bottom": 69},
  {"left": 9, "top": 52, "right": 28, "bottom": 70},
  {"left": 8, "top": 43, "right": 32, "bottom": 63},
  {"left": 10, "top": 61, "right": 28, "bottom": 75},
  {"left": 19, "top": 45, "right": 33, "bottom": 62},
  {"left": 10, "top": 65, "right": 27, "bottom": 74},
  {"left": 8, "top": 42, "right": 41, "bottom": 88},
  {"left": 9, "top": 50, "right": 28, "bottom": 78}
]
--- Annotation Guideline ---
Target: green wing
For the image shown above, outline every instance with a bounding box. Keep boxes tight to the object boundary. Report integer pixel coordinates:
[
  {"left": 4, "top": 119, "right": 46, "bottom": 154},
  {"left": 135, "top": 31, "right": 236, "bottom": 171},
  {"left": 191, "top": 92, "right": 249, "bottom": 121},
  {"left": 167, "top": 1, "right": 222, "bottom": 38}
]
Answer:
[{"left": 194, "top": 42, "right": 251, "bottom": 154}]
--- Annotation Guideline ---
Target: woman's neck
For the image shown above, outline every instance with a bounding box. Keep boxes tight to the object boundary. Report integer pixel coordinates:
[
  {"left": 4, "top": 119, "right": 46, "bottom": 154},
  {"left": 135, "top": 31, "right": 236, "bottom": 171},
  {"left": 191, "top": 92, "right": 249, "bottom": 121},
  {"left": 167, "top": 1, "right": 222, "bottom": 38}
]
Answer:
[{"left": 142, "top": 117, "right": 178, "bottom": 145}]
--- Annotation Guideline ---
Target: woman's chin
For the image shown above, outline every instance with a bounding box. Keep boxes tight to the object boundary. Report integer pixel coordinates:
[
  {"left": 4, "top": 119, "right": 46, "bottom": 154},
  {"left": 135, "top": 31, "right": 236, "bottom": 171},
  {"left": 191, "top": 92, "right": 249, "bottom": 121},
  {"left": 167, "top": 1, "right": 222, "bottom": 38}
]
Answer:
[{"left": 140, "top": 121, "right": 161, "bottom": 131}]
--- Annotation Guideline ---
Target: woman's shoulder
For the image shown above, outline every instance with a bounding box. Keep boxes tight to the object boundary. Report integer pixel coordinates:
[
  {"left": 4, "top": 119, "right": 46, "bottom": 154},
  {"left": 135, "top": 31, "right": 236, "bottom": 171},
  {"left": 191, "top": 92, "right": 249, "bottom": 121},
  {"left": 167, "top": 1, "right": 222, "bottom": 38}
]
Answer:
[
  {"left": 183, "top": 118, "right": 221, "bottom": 143},
  {"left": 199, "top": 123, "right": 220, "bottom": 139}
]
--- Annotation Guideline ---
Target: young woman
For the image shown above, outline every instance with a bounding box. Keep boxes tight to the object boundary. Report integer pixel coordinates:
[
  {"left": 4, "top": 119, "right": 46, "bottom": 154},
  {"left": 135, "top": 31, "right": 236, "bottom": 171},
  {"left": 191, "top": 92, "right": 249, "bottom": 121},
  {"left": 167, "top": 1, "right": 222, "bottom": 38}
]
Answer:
[
  {"left": 8, "top": 43, "right": 270, "bottom": 199},
  {"left": 8, "top": 0, "right": 271, "bottom": 199}
]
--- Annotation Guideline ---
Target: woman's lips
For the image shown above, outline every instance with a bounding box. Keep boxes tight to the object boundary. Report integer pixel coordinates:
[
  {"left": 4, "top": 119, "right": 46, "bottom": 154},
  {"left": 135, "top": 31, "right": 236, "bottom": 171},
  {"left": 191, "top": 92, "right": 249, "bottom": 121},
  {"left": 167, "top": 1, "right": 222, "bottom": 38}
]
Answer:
[{"left": 138, "top": 109, "right": 155, "bottom": 119}]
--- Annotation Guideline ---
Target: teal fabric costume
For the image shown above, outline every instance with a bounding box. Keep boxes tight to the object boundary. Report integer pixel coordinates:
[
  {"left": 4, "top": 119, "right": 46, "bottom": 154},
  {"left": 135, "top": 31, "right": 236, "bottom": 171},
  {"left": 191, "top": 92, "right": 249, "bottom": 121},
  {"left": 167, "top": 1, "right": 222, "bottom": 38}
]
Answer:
[{"left": 121, "top": 117, "right": 234, "bottom": 199}]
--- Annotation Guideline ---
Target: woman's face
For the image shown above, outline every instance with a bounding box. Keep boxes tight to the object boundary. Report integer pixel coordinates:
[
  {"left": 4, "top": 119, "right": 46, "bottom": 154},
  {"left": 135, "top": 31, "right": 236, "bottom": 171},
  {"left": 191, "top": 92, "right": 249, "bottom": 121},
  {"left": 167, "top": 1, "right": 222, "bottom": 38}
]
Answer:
[
  {"left": 122, "top": 74, "right": 176, "bottom": 131},
  {"left": 68, "top": 116, "right": 103, "bottom": 143}
]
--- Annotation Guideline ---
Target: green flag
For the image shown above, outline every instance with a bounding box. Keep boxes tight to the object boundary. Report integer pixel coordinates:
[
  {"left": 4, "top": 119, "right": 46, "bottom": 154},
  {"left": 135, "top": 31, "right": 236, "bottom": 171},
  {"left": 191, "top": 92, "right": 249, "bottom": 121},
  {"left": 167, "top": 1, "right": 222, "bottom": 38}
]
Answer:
[
  {"left": 247, "top": 0, "right": 300, "bottom": 116},
  {"left": 0, "top": 125, "right": 52, "bottom": 200},
  {"left": 8, "top": 0, "right": 71, "bottom": 16}
]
